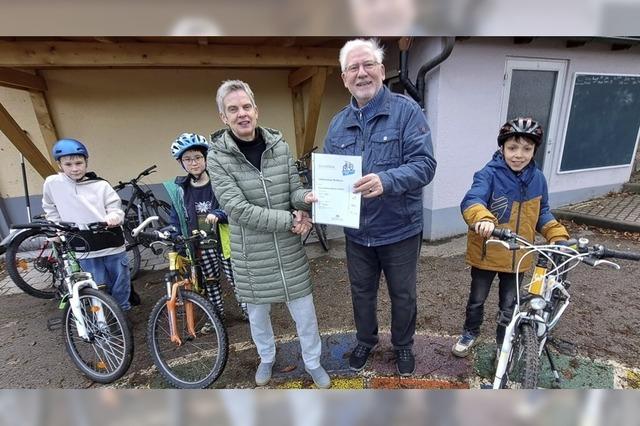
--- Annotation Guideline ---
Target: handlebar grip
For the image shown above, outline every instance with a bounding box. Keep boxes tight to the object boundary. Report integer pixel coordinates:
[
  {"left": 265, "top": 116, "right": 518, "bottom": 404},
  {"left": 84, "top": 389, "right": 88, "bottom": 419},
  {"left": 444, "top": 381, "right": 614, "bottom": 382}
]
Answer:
[
  {"left": 491, "top": 228, "right": 512, "bottom": 240},
  {"left": 141, "top": 165, "right": 157, "bottom": 176},
  {"left": 138, "top": 230, "right": 161, "bottom": 241},
  {"left": 601, "top": 248, "right": 640, "bottom": 261}
]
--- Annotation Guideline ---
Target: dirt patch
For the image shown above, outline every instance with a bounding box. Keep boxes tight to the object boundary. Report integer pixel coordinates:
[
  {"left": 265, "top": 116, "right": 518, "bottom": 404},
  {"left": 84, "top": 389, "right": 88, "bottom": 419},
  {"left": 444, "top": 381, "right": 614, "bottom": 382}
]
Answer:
[{"left": 1, "top": 222, "right": 640, "bottom": 387}]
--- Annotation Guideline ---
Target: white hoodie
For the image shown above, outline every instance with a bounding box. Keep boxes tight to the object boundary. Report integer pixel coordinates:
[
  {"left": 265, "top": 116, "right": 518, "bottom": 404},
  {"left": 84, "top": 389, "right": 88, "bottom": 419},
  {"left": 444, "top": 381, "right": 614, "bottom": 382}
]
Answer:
[{"left": 42, "top": 172, "right": 125, "bottom": 258}]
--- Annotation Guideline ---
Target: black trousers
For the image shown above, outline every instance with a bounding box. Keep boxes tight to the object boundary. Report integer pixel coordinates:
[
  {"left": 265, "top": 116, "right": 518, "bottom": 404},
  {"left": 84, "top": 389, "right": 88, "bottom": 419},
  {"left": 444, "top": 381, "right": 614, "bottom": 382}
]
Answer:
[
  {"left": 345, "top": 232, "right": 422, "bottom": 349},
  {"left": 463, "top": 266, "right": 523, "bottom": 344}
]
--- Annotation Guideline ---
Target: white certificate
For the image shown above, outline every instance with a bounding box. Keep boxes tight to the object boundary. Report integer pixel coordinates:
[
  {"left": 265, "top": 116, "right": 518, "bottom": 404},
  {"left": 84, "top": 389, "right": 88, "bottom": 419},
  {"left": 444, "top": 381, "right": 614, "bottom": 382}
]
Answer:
[{"left": 311, "top": 152, "right": 362, "bottom": 229}]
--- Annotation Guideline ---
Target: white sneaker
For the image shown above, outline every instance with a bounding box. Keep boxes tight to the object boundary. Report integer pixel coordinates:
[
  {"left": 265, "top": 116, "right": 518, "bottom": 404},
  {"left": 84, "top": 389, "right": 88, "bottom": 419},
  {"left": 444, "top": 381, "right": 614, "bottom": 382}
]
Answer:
[
  {"left": 305, "top": 366, "right": 331, "bottom": 389},
  {"left": 255, "top": 362, "right": 273, "bottom": 386},
  {"left": 451, "top": 332, "right": 477, "bottom": 357}
]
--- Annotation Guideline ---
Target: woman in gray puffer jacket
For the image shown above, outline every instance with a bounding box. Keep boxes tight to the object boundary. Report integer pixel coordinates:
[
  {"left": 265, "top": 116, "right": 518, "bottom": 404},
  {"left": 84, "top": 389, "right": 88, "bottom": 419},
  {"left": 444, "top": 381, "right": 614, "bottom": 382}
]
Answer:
[{"left": 207, "top": 80, "right": 330, "bottom": 389}]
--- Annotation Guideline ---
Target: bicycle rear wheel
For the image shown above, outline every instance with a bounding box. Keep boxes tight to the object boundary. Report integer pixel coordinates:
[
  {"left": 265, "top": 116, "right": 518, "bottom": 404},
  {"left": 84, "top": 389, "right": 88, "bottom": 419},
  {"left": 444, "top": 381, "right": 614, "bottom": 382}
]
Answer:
[
  {"left": 502, "top": 323, "right": 540, "bottom": 389},
  {"left": 5, "top": 229, "right": 58, "bottom": 299},
  {"left": 148, "top": 290, "right": 228, "bottom": 388},
  {"left": 63, "top": 287, "right": 134, "bottom": 383}
]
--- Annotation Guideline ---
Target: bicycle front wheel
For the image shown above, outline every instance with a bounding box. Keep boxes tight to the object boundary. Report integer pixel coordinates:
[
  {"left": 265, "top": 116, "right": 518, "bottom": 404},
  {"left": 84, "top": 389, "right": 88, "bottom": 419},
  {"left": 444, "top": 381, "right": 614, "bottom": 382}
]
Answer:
[
  {"left": 5, "top": 229, "right": 58, "bottom": 299},
  {"left": 502, "top": 323, "right": 540, "bottom": 389},
  {"left": 148, "top": 290, "right": 228, "bottom": 388},
  {"left": 63, "top": 287, "right": 134, "bottom": 383}
]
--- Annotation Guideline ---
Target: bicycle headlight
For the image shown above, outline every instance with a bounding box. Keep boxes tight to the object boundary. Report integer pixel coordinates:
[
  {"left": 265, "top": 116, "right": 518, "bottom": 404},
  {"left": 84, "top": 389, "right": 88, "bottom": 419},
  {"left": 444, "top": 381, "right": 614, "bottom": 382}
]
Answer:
[{"left": 528, "top": 297, "right": 547, "bottom": 310}]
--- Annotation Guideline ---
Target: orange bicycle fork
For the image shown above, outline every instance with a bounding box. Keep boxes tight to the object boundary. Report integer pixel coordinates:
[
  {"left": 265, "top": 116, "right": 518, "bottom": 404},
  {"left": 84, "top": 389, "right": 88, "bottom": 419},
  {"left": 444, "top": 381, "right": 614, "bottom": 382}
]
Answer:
[{"left": 165, "top": 252, "right": 197, "bottom": 346}]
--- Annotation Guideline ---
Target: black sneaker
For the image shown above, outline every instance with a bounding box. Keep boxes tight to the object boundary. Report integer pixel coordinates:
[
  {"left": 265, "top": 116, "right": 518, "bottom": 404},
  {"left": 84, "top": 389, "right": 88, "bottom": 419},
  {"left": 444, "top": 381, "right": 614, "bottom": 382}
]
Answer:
[
  {"left": 349, "top": 344, "right": 373, "bottom": 371},
  {"left": 395, "top": 348, "right": 416, "bottom": 376}
]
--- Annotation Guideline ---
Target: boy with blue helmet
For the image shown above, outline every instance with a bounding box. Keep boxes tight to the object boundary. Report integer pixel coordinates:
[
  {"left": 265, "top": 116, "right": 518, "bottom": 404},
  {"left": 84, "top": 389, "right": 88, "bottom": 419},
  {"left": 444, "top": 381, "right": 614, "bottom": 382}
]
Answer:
[
  {"left": 452, "top": 118, "right": 569, "bottom": 360},
  {"left": 42, "top": 138, "right": 132, "bottom": 312},
  {"left": 166, "top": 132, "right": 247, "bottom": 321}
]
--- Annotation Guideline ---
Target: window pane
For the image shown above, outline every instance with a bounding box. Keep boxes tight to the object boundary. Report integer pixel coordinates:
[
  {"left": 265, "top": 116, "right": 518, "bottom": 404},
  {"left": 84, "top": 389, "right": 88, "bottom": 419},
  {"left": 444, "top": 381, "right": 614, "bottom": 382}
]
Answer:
[{"left": 506, "top": 70, "right": 557, "bottom": 169}]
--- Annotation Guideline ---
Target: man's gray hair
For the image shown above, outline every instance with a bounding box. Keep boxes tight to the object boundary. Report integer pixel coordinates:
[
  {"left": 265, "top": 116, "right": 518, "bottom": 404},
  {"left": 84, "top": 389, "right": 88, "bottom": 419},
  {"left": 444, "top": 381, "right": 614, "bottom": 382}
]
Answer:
[
  {"left": 216, "top": 80, "right": 257, "bottom": 113},
  {"left": 339, "top": 39, "right": 385, "bottom": 72}
]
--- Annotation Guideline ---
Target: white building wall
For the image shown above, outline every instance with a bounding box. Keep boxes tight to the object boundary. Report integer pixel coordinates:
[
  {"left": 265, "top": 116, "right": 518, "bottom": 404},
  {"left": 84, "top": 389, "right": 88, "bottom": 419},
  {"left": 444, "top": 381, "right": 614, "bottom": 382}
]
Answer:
[{"left": 406, "top": 37, "right": 640, "bottom": 239}]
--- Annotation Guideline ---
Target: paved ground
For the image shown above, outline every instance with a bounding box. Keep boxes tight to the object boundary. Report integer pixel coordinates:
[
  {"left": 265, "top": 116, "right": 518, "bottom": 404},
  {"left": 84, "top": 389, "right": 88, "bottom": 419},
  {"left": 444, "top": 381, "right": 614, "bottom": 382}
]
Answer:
[
  {"left": 553, "top": 189, "right": 640, "bottom": 233},
  {"left": 3, "top": 189, "right": 640, "bottom": 389}
]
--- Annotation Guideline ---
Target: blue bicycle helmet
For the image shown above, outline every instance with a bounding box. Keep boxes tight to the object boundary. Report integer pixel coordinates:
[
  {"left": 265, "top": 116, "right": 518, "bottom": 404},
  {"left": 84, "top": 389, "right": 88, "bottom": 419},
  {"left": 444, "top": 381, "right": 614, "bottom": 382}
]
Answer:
[
  {"left": 52, "top": 139, "right": 89, "bottom": 161},
  {"left": 170, "top": 133, "right": 209, "bottom": 160}
]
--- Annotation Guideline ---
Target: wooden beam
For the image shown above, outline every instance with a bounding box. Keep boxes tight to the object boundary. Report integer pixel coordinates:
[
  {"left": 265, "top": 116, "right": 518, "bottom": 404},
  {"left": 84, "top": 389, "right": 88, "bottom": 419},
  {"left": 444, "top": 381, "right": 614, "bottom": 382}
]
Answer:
[
  {"left": 0, "top": 101, "right": 56, "bottom": 178},
  {"left": 291, "top": 85, "right": 306, "bottom": 156},
  {"left": 29, "top": 88, "right": 59, "bottom": 163},
  {"left": 0, "top": 68, "right": 47, "bottom": 92},
  {"left": 0, "top": 41, "right": 340, "bottom": 68},
  {"left": 302, "top": 67, "right": 328, "bottom": 155},
  {"left": 288, "top": 66, "right": 318, "bottom": 88}
]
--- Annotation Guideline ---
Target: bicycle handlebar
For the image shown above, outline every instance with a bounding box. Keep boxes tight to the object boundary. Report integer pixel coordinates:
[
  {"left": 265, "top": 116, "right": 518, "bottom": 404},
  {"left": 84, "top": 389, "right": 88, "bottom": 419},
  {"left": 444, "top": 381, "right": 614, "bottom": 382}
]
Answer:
[
  {"left": 137, "top": 165, "right": 157, "bottom": 180},
  {"left": 113, "top": 165, "right": 157, "bottom": 191},
  {"left": 132, "top": 216, "right": 160, "bottom": 237},
  {"left": 594, "top": 245, "right": 640, "bottom": 261}
]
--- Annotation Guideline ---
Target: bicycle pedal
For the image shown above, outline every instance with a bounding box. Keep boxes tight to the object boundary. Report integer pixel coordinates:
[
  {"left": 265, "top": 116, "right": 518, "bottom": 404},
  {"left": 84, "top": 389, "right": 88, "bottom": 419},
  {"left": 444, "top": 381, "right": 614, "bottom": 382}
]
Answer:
[
  {"left": 548, "top": 337, "right": 577, "bottom": 356},
  {"left": 47, "top": 317, "right": 63, "bottom": 331}
]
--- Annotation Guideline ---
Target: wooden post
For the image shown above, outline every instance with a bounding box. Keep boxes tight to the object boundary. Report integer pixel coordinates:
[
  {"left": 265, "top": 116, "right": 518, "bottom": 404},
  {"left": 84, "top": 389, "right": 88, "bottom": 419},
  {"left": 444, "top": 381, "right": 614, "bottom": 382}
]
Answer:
[
  {"left": 291, "top": 85, "right": 306, "bottom": 157},
  {"left": 302, "top": 67, "right": 328, "bottom": 155},
  {"left": 29, "top": 87, "right": 59, "bottom": 163},
  {"left": 0, "top": 101, "right": 56, "bottom": 178}
]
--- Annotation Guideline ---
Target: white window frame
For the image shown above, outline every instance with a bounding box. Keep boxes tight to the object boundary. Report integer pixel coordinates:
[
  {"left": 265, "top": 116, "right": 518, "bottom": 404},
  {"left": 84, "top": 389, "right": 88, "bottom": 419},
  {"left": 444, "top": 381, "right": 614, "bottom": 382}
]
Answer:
[
  {"left": 500, "top": 57, "right": 568, "bottom": 180},
  {"left": 556, "top": 72, "right": 640, "bottom": 175}
]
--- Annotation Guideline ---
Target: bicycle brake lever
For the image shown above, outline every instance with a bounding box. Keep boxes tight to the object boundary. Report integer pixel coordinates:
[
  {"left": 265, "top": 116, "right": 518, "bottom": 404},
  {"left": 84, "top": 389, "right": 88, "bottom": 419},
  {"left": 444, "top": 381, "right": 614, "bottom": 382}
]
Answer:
[
  {"left": 486, "top": 239, "right": 520, "bottom": 250},
  {"left": 593, "top": 259, "right": 621, "bottom": 270}
]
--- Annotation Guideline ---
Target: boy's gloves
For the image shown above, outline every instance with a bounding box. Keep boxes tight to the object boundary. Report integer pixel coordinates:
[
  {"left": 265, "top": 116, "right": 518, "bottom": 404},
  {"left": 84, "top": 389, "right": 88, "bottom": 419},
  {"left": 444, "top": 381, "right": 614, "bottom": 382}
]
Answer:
[{"left": 104, "top": 212, "right": 123, "bottom": 226}]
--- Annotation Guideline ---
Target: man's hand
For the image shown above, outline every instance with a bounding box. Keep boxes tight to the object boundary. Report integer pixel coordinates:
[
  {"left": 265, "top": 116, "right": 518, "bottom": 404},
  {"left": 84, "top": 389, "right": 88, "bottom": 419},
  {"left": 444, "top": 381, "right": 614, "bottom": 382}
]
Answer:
[
  {"left": 205, "top": 214, "right": 219, "bottom": 225},
  {"left": 353, "top": 173, "right": 383, "bottom": 198},
  {"left": 474, "top": 221, "right": 495, "bottom": 238},
  {"left": 291, "top": 210, "right": 313, "bottom": 235}
]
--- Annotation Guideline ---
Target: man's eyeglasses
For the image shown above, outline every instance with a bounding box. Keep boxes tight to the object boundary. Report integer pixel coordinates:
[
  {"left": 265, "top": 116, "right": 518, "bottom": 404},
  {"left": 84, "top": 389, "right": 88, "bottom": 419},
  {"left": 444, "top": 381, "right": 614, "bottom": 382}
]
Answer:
[
  {"left": 181, "top": 155, "right": 205, "bottom": 164},
  {"left": 345, "top": 61, "right": 379, "bottom": 74}
]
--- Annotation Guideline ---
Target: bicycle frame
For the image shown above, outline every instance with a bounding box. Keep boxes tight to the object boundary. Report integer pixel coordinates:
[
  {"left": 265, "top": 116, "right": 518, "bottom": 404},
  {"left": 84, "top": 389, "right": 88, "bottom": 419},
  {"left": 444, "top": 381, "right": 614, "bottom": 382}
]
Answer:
[
  {"left": 132, "top": 216, "right": 211, "bottom": 346},
  {"left": 56, "top": 234, "right": 108, "bottom": 340}
]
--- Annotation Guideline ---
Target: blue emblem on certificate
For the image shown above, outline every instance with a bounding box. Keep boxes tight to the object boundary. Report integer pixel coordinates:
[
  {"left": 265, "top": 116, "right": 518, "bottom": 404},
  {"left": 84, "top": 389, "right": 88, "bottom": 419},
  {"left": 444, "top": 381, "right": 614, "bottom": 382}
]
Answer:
[{"left": 342, "top": 161, "right": 355, "bottom": 176}]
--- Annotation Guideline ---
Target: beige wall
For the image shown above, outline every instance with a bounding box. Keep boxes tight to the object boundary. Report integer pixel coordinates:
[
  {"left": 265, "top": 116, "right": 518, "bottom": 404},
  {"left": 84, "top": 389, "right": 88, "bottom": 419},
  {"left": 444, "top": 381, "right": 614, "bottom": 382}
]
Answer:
[{"left": 0, "top": 68, "right": 349, "bottom": 198}]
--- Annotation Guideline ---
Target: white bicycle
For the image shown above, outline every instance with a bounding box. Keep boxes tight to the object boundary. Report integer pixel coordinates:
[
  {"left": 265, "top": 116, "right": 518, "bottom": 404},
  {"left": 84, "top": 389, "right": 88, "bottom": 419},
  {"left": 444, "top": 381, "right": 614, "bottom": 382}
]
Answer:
[
  {"left": 9, "top": 221, "right": 134, "bottom": 383},
  {"left": 488, "top": 228, "right": 640, "bottom": 389}
]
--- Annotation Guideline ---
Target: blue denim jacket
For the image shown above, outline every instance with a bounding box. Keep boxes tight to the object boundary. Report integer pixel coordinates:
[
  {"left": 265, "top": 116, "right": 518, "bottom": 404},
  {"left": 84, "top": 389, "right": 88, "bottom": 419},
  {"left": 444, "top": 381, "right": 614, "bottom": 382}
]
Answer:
[{"left": 323, "top": 86, "right": 436, "bottom": 246}]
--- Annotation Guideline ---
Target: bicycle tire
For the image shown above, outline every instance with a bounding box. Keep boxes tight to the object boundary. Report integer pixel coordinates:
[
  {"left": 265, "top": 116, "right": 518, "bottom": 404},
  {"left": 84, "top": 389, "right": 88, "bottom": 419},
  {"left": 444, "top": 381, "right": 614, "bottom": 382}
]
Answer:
[
  {"left": 315, "top": 223, "right": 329, "bottom": 251},
  {"left": 152, "top": 199, "right": 172, "bottom": 227},
  {"left": 62, "top": 287, "right": 134, "bottom": 383},
  {"left": 148, "top": 290, "right": 228, "bottom": 389},
  {"left": 502, "top": 323, "right": 540, "bottom": 389},
  {"left": 5, "top": 229, "right": 58, "bottom": 299}
]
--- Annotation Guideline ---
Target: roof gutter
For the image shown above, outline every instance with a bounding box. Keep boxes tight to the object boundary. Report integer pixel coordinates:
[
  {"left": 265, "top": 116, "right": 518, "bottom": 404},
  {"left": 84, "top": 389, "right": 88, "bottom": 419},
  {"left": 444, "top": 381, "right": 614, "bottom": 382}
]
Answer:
[{"left": 399, "top": 37, "right": 455, "bottom": 108}]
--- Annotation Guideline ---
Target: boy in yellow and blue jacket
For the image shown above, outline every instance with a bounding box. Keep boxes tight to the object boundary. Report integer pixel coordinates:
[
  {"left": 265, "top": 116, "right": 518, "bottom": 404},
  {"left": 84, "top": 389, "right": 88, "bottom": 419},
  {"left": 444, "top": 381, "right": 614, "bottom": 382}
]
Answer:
[{"left": 452, "top": 117, "right": 569, "bottom": 358}]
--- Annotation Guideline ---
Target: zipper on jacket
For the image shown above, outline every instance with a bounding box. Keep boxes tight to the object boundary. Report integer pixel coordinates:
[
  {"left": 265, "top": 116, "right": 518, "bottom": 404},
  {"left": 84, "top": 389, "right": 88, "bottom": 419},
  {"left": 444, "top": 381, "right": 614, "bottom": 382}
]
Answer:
[
  {"left": 259, "top": 171, "right": 290, "bottom": 301},
  {"left": 240, "top": 226, "right": 247, "bottom": 257},
  {"left": 512, "top": 183, "right": 526, "bottom": 271}
]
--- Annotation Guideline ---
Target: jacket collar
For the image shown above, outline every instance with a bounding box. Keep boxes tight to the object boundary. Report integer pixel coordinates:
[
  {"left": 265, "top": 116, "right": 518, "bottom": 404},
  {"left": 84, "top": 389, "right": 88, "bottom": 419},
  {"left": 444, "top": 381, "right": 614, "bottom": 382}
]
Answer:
[
  {"left": 211, "top": 126, "right": 282, "bottom": 156},
  {"left": 343, "top": 86, "right": 391, "bottom": 129},
  {"left": 490, "top": 150, "right": 536, "bottom": 186}
]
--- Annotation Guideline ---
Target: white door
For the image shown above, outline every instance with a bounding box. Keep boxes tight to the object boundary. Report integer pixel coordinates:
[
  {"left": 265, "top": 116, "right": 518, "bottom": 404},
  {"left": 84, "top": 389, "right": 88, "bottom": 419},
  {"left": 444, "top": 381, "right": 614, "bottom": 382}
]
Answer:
[{"left": 500, "top": 58, "right": 568, "bottom": 180}]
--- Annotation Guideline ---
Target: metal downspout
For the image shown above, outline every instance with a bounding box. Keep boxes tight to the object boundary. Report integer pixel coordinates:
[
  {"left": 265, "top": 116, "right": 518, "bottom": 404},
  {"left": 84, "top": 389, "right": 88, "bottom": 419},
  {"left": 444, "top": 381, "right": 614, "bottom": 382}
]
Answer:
[{"left": 399, "top": 37, "right": 456, "bottom": 108}]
